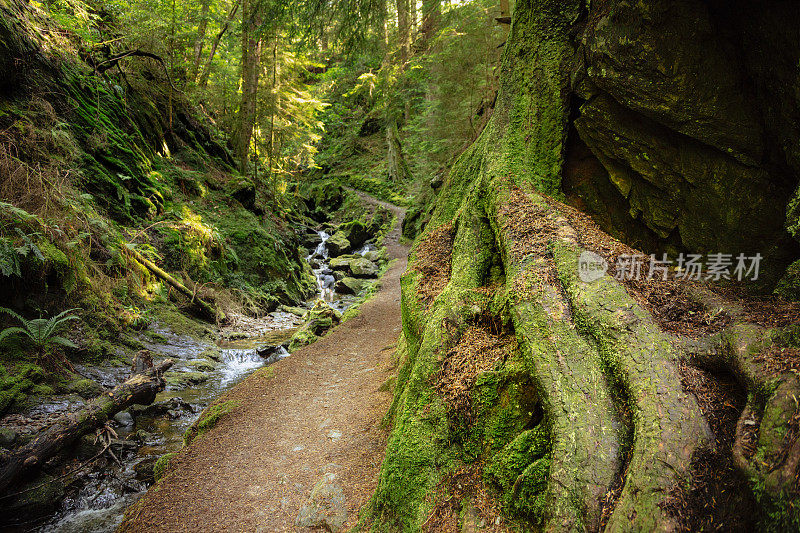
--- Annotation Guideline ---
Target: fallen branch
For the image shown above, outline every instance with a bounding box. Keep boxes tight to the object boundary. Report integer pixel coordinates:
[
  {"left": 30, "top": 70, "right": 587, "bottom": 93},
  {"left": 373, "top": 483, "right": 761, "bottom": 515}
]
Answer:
[{"left": 0, "top": 358, "right": 174, "bottom": 495}]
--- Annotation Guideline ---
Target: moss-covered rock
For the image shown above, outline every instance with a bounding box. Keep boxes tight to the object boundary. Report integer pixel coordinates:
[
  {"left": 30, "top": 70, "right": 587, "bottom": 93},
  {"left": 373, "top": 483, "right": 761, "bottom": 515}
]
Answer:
[
  {"left": 164, "top": 371, "right": 211, "bottom": 389},
  {"left": 153, "top": 452, "right": 177, "bottom": 482},
  {"left": 325, "top": 231, "right": 351, "bottom": 257},
  {"left": 186, "top": 359, "right": 216, "bottom": 372},
  {"left": 287, "top": 302, "right": 341, "bottom": 352},
  {"left": 334, "top": 277, "right": 369, "bottom": 295},
  {"left": 183, "top": 400, "right": 239, "bottom": 445},
  {"left": 349, "top": 257, "right": 378, "bottom": 278},
  {"left": 64, "top": 378, "right": 105, "bottom": 399}
]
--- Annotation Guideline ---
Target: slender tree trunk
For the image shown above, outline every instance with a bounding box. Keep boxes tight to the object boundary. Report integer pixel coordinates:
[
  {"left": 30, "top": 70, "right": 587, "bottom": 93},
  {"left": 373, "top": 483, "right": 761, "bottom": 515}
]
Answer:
[
  {"left": 190, "top": 0, "right": 211, "bottom": 83},
  {"left": 236, "top": 0, "right": 263, "bottom": 173},
  {"left": 410, "top": 0, "right": 417, "bottom": 36},
  {"left": 377, "top": 0, "right": 389, "bottom": 53},
  {"left": 396, "top": 0, "right": 411, "bottom": 64},
  {"left": 198, "top": 0, "right": 241, "bottom": 89},
  {"left": 420, "top": 0, "right": 440, "bottom": 45},
  {"left": 268, "top": 37, "right": 278, "bottom": 178},
  {"left": 498, "top": 0, "right": 511, "bottom": 38}
]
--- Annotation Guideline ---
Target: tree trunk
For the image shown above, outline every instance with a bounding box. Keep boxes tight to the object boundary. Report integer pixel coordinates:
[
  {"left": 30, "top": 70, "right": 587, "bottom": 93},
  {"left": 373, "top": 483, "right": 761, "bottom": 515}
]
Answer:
[
  {"left": 190, "top": 0, "right": 211, "bottom": 82},
  {"left": 396, "top": 0, "right": 411, "bottom": 64},
  {"left": 0, "top": 359, "right": 174, "bottom": 495},
  {"left": 420, "top": 0, "right": 440, "bottom": 45},
  {"left": 198, "top": 0, "right": 241, "bottom": 89},
  {"left": 386, "top": 120, "right": 412, "bottom": 183},
  {"left": 235, "top": 0, "right": 263, "bottom": 173}
]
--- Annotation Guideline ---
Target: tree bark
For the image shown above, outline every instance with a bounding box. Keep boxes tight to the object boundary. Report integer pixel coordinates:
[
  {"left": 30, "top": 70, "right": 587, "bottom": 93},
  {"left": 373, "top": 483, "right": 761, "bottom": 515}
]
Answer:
[
  {"left": 0, "top": 359, "right": 174, "bottom": 495},
  {"left": 235, "top": 0, "right": 263, "bottom": 173},
  {"left": 386, "top": 120, "right": 412, "bottom": 183},
  {"left": 396, "top": 0, "right": 411, "bottom": 64},
  {"left": 420, "top": 0, "right": 440, "bottom": 45}
]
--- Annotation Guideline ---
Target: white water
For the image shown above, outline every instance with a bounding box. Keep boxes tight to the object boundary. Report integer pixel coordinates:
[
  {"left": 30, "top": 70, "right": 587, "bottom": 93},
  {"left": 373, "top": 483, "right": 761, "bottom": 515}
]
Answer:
[{"left": 307, "top": 230, "right": 336, "bottom": 302}]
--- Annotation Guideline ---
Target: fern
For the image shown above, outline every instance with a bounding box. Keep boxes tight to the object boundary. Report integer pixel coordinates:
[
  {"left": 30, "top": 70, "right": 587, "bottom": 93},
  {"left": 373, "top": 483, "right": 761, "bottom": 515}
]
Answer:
[
  {"left": 0, "top": 307, "right": 81, "bottom": 361},
  {"left": 0, "top": 238, "right": 22, "bottom": 277}
]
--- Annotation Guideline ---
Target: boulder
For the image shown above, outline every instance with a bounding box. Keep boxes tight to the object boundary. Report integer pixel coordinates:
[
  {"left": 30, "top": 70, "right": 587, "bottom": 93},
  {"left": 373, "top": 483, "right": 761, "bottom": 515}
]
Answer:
[
  {"left": 113, "top": 411, "right": 134, "bottom": 426},
  {"left": 362, "top": 249, "right": 386, "bottom": 263},
  {"left": 335, "top": 277, "right": 369, "bottom": 295},
  {"left": 329, "top": 255, "right": 358, "bottom": 271},
  {"left": 295, "top": 473, "right": 348, "bottom": 532},
  {"left": 288, "top": 302, "right": 341, "bottom": 352},
  {"left": 163, "top": 371, "right": 210, "bottom": 389},
  {"left": 0, "top": 427, "right": 16, "bottom": 448},
  {"left": 325, "top": 231, "right": 351, "bottom": 257},
  {"left": 349, "top": 257, "right": 378, "bottom": 277},
  {"left": 186, "top": 359, "right": 216, "bottom": 372},
  {"left": 340, "top": 219, "right": 370, "bottom": 250}
]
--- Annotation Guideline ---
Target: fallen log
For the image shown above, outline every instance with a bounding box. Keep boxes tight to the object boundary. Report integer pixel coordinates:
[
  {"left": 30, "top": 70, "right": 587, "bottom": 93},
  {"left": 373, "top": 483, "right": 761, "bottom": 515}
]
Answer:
[
  {"left": 127, "top": 248, "right": 222, "bottom": 322},
  {"left": 0, "top": 358, "right": 174, "bottom": 495}
]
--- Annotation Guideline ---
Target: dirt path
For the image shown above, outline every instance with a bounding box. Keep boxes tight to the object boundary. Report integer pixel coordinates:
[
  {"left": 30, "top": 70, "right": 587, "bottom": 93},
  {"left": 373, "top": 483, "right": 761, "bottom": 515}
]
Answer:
[{"left": 119, "top": 198, "right": 408, "bottom": 532}]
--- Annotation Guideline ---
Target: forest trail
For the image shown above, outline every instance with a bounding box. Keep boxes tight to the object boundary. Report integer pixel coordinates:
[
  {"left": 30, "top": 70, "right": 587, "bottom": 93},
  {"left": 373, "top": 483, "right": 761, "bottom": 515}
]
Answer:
[{"left": 119, "top": 195, "right": 408, "bottom": 532}]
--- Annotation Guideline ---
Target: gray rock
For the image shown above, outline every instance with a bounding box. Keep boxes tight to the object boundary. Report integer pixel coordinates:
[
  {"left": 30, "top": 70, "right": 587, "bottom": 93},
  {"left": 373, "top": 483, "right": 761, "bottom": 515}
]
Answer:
[
  {"left": 296, "top": 473, "right": 347, "bottom": 532},
  {"left": 113, "top": 411, "right": 134, "bottom": 426}
]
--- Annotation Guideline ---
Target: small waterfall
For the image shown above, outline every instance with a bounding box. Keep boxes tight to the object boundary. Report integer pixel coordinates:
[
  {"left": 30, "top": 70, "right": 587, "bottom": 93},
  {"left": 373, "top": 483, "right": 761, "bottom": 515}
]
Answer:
[
  {"left": 218, "top": 348, "right": 265, "bottom": 385},
  {"left": 308, "top": 231, "right": 335, "bottom": 302}
]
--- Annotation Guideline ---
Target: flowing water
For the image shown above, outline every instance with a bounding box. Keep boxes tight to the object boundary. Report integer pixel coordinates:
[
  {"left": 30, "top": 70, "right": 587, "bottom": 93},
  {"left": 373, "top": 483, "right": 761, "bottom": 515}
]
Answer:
[{"left": 0, "top": 230, "right": 367, "bottom": 532}]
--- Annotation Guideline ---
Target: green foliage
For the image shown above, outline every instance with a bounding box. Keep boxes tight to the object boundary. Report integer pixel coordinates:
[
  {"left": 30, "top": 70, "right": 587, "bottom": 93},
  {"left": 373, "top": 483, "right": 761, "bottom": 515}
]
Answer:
[{"left": 0, "top": 307, "right": 80, "bottom": 356}]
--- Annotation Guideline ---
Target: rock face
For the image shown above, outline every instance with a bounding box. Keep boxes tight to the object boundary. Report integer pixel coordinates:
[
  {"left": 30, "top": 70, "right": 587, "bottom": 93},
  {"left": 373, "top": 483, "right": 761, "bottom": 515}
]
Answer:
[
  {"left": 555, "top": 0, "right": 800, "bottom": 287},
  {"left": 295, "top": 473, "right": 347, "bottom": 532}
]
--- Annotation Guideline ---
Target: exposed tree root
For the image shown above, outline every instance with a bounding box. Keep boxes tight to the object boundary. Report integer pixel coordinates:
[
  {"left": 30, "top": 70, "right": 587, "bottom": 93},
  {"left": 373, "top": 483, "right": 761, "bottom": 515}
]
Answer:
[
  {"left": 371, "top": 175, "right": 799, "bottom": 532},
  {"left": 488, "top": 186, "right": 622, "bottom": 531},
  {"left": 688, "top": 324, "right": 800, "bottom": 513}
]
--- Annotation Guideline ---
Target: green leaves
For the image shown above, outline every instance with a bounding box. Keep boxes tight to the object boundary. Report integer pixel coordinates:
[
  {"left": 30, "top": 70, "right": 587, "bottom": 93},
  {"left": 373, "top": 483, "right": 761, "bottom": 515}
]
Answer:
[{"left": 0, "top": 307, "right": 81, "bottom": 355}]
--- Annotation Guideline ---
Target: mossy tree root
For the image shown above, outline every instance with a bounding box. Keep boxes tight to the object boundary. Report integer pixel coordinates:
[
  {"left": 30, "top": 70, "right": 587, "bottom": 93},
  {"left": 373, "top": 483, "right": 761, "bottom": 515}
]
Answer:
[
  {"left": 689, "top": 324, "right": 800, "bottom": 499},
  {"left": 487, "top": 188, "right": 621, "bottom": 531},
  {"left": 551, "top": 233, "right": 713, "bottom": 532},
  {"left": 370, "top": 194, "right": 504, "bottom": 528}
]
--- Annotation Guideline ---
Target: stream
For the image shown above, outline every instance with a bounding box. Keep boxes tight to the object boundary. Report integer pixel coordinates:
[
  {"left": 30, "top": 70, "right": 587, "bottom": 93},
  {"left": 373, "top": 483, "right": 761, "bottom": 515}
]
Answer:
[{"left": 2, "top": 230, "right": 368, "bottom": 532}]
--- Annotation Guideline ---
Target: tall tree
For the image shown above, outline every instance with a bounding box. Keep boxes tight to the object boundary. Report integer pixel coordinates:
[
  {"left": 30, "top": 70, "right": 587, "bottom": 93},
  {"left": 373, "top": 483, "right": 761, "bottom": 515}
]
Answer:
[
  {"left": 235, "top": 0, "right": 263, "bottom": 172},
  {"left": 396, "top": 0, "right": 411, "bottom": 64},
  {"left": 420, "top": 0, "right": 440, "bottom": 43}
]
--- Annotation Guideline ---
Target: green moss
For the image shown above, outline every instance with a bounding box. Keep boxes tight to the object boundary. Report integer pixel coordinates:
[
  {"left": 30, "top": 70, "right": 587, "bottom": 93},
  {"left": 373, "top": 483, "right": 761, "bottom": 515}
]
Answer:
[
  {"left": 183, "top": 400, "right": 239, "bottom": 446},
  {"left": 153, "top": 452, "right": 177, "bottom": 482}
]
